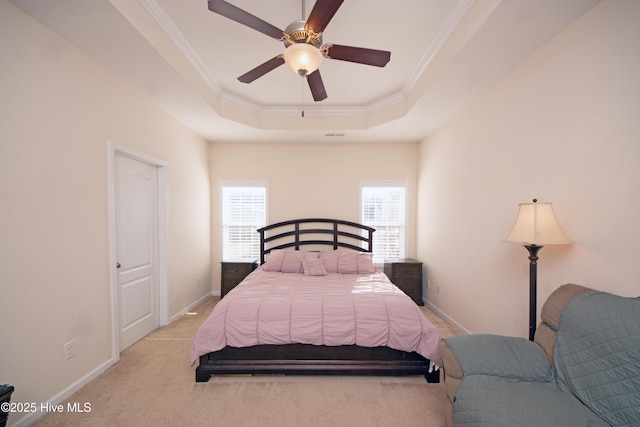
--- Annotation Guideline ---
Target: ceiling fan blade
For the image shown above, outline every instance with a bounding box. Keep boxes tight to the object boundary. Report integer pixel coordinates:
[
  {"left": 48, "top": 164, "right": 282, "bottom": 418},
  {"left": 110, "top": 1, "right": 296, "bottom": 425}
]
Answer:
[
  {"left": 324, "top": 44, "right": 391, "bottom": 67},
  {"left": 307, "top": 69, "right": 327, "bottom": 102},
  {"left": 208, "top": 0, "right": 283, "bottom": 39},
  {"left": 238, "top": 55, "right": 285, "bottom": 83},
  {"left": 306, "top": 0, "right": 344, "bottom": 34}
]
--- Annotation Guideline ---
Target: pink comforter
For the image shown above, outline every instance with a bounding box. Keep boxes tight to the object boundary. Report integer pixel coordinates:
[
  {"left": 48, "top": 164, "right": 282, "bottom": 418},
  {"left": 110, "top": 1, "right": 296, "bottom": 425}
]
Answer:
[{"left": 190, "top": 268, "right": 443, "bottom": 366}]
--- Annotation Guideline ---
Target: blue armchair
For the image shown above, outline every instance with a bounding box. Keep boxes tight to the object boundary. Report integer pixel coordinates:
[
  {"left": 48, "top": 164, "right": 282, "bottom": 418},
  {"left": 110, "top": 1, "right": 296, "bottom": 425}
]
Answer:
[{"left": 441, "top": 284, "right": 640, "bottom": 427}]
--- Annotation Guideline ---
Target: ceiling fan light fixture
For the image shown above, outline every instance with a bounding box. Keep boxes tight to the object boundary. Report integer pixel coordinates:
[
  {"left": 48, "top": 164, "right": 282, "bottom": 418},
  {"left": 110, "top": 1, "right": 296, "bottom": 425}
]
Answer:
[{"left": 284, "top": 43, "right": 323, "bottom": 77}]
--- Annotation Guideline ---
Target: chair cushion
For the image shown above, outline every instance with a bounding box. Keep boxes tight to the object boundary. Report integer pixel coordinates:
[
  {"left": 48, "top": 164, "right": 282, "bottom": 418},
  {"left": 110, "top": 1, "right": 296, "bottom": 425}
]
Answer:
[{"left": 453, "top": 375, "right": 607, "bottom": 427}]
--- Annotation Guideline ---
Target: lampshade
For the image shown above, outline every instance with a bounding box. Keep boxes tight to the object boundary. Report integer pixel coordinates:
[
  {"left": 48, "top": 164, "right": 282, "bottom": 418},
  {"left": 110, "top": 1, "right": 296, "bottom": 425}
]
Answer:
[
  {"left": 504, "top": 200, "right": 573, "bottom": 246},
  {"left": 284, "top": 43, "right": 323, "bottom": 77}
]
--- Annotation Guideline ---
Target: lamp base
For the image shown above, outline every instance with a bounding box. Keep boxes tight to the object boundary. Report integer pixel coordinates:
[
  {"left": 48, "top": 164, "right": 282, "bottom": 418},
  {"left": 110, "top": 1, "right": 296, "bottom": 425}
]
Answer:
[{"left": 525, "top": 245, "right": 542, "bottom": 341}]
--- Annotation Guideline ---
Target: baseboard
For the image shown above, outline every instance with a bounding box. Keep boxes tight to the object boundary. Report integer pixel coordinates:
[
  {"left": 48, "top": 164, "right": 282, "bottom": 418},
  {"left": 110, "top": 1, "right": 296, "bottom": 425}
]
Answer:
[
  {"left": 170, "top": 292, "right": 214, "bottom": 323},
  {"left": 11, "top": 358, "right": 114, "bottom": 427},
  {"left": 424, "top": 300, "right": 471, "bottom": 335},
  {"left": 14, "top": 295, "right": 215, "bottom": 426}
]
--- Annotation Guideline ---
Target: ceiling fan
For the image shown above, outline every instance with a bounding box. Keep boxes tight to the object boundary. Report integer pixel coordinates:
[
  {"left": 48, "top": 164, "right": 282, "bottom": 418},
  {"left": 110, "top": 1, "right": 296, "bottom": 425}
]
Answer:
[{"left": 207, "top": 0, "right": 391, "bottom": 102}]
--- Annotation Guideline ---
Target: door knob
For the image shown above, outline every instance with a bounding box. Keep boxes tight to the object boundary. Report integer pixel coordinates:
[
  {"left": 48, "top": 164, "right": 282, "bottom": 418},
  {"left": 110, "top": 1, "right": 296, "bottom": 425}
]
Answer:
[{"left": 116, "top": 262, "right": 121, "bottom": 269}]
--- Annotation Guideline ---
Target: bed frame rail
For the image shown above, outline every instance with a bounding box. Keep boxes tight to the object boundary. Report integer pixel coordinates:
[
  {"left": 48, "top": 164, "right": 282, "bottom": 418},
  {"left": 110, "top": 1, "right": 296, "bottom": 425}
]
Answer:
[{"left": 195, "top": 344, "right": 439, "bottom": 383}]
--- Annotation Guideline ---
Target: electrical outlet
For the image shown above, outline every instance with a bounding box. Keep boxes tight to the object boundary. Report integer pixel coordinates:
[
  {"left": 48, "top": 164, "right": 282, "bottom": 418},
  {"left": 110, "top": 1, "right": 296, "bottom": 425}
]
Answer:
[
  {"left": 196, "top": 277, "right": 201, "bottom": 288},
  {"left": 64, "top": 340, "right": 76, "bottom": 360}
]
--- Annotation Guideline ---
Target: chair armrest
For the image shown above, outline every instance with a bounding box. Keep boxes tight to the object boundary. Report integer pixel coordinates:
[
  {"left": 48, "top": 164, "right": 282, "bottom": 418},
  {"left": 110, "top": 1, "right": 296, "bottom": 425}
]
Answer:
[
  {"left": 442, "top": 334, "right": 553, "bottom": 381},
  {"left": 440, "top": 339, "right": 463, "bottom": 427}
]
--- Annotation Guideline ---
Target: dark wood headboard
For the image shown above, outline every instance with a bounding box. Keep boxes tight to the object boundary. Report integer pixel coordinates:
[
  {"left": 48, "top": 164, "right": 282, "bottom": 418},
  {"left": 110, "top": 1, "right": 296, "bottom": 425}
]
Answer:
[{"left": 257, "top": 218, "right": 375, "bottom": 264}]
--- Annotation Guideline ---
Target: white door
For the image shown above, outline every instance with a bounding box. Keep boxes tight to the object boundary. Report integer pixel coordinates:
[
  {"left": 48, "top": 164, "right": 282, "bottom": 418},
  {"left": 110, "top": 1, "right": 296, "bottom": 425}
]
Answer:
[{"left": 115, "top": 153, "right": 160, "bottom": 350}]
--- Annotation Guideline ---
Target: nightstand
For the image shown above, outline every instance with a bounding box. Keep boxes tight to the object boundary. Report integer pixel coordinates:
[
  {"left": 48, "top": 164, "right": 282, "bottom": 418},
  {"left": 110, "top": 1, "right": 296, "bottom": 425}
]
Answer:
[
  {"left": 221, "top": 259, "right": 257, "bottom": 297},
  {"left": 384, "top": 258, "right": 423, "bottom": 305}
]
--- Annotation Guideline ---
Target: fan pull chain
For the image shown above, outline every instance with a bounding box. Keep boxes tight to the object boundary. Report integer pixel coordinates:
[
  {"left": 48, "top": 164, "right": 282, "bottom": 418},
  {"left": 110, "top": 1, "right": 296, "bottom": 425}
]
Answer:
[{"left": 301, "top": 75, "right": 305, "bottom": 118}]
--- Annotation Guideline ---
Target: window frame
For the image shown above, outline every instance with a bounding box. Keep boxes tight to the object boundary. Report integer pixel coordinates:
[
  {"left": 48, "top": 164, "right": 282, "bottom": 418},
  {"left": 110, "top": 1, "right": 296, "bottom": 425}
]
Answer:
[
  {"left": 220, "top": 180, "right": 268, "bottom": 260},
  {"left": 360, "top": 180, "right": 407, "bottom": 262}
]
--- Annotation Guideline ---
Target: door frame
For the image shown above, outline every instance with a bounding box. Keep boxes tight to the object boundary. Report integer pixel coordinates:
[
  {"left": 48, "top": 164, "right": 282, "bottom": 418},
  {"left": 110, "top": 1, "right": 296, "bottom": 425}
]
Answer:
[{"left": 108, "top": 141, "right": 170, "bottom": 362}]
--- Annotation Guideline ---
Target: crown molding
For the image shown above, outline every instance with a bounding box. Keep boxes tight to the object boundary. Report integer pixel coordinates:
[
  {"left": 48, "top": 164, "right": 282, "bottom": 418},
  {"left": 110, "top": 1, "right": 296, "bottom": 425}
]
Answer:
[
  {"left": 403, "top": 0, "right": 474, "bottom": 95},
  {"left": 138, "top": 0, "right": 474, "bottom": 129},
  {"left": 140, "top": 0, "right": 221, "bottom": 94}
]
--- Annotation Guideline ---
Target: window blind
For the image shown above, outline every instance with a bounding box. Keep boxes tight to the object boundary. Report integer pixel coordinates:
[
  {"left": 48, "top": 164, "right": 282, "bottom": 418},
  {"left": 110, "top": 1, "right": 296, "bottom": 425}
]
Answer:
[
  {"left": 361, "top": 186, "right": 406, "bottom": 261},
  {"left": 222, "top": 186, "right": 266, "bottom": 259}
]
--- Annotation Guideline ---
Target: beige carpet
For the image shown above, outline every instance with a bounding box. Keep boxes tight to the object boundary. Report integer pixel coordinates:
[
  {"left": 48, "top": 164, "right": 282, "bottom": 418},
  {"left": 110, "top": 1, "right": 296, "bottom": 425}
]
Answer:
[{"left": 32, "top": 298, "right": 451, "bottom": 427}]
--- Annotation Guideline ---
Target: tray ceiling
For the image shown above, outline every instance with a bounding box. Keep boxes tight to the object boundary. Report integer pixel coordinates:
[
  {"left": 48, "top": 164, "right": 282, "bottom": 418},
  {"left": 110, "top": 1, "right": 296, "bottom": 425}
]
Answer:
[{"left": 10, "top": 0, "right": 599, "bottom": 143}]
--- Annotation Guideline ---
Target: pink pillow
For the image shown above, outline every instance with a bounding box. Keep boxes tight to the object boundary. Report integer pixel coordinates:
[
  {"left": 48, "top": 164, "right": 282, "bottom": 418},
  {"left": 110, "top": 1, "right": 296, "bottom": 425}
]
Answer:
[
  {"left": 319, "top": 251, "right": 339, "bottom": 273},
  {"left": 337, "top": 251, "right": 358, "bottom": 274},
  {"left": 356, "top": 252, "right": 376, "bottom": 273},
  {"left": 262, "top": 249, "right": 285, "bottom": 272},
  {"left": 302, "top": 258, "right": 327, "bottom": 276},
  {"left": 281, "top": 251, "right": 305, "bottom": 273},
  {"left": 262, "top": 250, "right": 320, "bottom": 272},
  {"left": 319, "top": 250, "right": 376, "bottom": 274}
]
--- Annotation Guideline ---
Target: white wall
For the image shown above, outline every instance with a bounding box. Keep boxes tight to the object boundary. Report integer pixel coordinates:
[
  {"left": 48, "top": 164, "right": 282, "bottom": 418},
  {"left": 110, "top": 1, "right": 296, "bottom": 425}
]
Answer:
[
  {"left": 0, "top": 2, "right": 211, "bottom": 425},
  {"left": 417, "top": 0, "right": 640, "bottom": 337},
  {"left": 210, "top": 142, "right": 419, "bottom": 292}
]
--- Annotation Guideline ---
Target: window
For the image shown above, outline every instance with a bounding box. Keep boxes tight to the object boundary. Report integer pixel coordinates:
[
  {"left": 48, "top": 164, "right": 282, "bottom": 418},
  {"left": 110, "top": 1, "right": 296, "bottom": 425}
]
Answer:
[
  {"left": 221, "top": 182, "right": 267, "bottom": 260},
  {"left": 361, "top": 182, "right": 406, "bottom": 262}
]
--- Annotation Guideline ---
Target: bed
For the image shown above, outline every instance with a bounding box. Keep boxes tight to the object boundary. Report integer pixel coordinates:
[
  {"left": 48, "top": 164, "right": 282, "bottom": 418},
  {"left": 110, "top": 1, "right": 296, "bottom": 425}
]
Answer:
[{"left": 191, "top": 218, "right": 443, "bottom": 382}]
